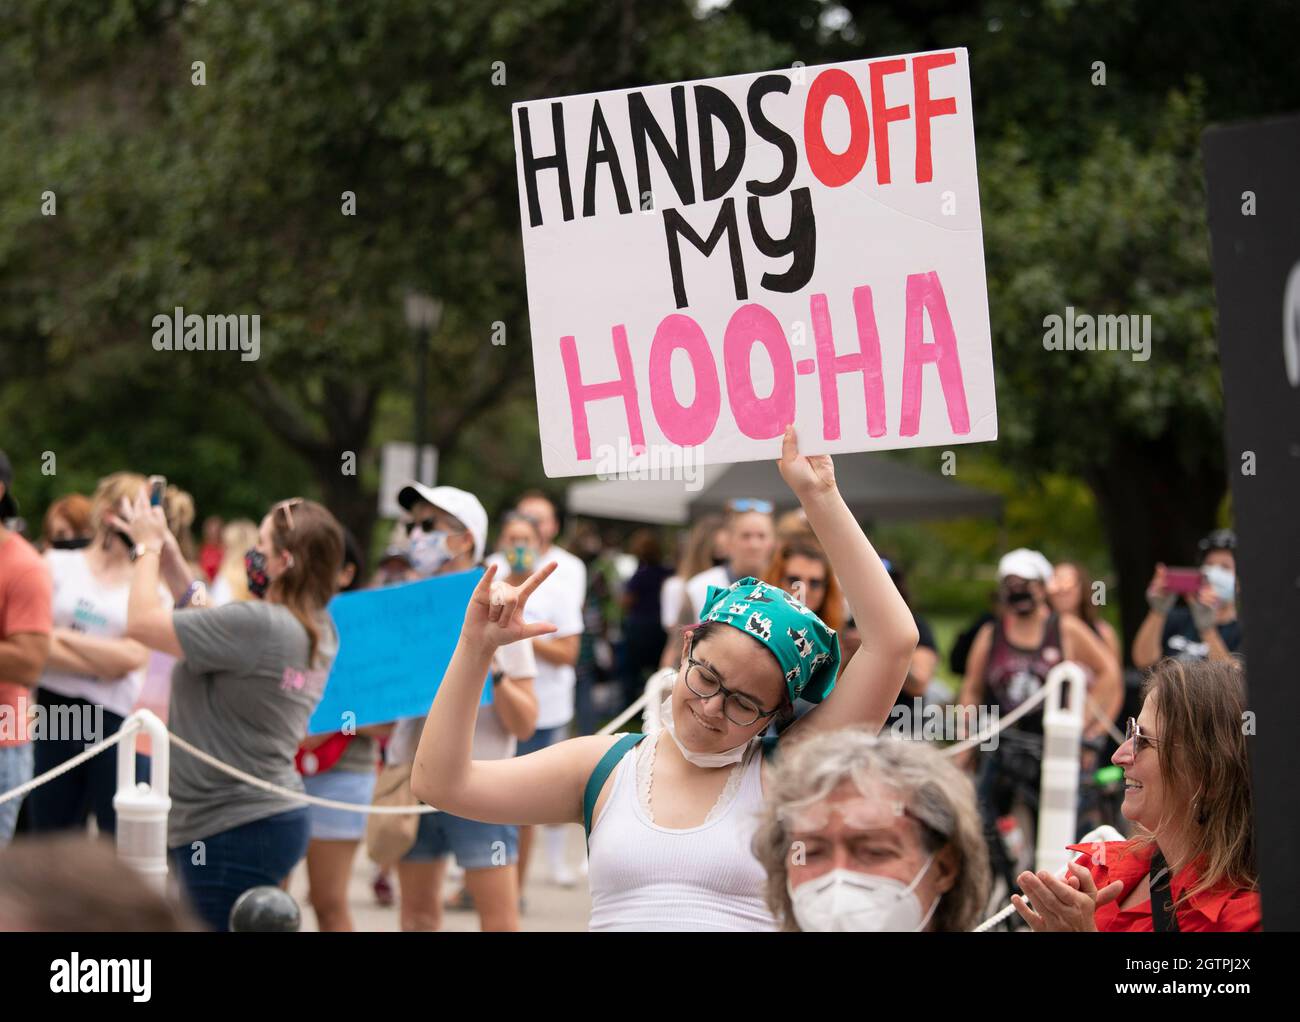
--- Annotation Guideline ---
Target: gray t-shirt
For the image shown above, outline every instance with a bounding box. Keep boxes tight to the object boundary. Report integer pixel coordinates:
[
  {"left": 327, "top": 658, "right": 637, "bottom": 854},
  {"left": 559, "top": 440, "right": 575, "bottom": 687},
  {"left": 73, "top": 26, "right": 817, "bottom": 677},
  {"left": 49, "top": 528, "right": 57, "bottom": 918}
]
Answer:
[{"left": 168, "top": 600, "right": 338, "bottom": 848}]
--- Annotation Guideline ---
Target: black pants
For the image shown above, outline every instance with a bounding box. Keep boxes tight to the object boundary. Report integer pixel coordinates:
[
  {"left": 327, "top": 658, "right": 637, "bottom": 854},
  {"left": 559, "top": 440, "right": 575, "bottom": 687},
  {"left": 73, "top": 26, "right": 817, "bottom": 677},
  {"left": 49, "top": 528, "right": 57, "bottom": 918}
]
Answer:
[{"left": 27, "top": 689, "right": 148, "bottom": 836}]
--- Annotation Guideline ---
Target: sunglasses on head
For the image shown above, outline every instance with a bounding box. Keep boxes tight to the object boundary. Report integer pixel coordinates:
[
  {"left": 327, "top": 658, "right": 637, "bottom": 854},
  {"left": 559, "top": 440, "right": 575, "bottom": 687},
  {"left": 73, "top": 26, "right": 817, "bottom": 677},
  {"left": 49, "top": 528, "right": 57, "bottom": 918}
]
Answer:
[
  {"left": 728, "top": 498, "right": 774, "bottom": 515},
  {"left": 271, "top": 498, "right": 304, "bottom": 532}
]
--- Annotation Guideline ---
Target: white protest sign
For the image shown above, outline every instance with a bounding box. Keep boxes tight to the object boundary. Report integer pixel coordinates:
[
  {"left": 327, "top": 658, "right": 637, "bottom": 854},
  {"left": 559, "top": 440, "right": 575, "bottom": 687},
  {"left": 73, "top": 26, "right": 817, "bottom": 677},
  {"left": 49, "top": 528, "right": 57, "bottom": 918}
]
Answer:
[{"left": 513, "top": 48, "right": 996, "bottom": 478}]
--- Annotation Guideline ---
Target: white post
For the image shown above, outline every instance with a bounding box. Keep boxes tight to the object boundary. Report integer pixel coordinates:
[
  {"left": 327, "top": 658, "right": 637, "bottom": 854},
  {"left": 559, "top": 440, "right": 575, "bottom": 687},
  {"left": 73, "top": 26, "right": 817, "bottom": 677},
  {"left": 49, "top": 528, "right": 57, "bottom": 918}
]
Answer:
[
  {"left": 113, "top": 709, "right": 171, "bottom": 892},
  {"left": 1034, "top": 661, "right": 1085, "bottom": 876}
]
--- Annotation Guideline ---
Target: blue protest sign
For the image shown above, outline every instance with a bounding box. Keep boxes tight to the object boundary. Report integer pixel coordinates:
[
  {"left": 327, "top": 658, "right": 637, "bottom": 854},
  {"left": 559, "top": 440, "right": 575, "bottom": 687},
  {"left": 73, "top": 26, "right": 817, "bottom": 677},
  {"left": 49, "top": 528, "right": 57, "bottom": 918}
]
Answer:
[{"left": 308, "top": 567, "right": 489, "bottom": 735}]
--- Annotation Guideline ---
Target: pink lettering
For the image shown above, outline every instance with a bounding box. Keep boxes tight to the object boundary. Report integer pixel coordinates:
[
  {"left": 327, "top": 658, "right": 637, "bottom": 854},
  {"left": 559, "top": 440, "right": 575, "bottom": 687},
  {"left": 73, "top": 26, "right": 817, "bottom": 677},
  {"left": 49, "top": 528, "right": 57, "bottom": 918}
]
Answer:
[
  {"left": 811, "top": 289, "right": 887, "bottom": 440},
  {"left": 899, "top": 271, "right": 971, "bottom": 437},
  {"left": 723, "top": 304, "right": 795, "bottom": 439},
  {"left": 560, "top": 326, "right": 646, "bottom": 461},
  {"left": 648, "top": 314, "right": 721, "bottom": 446}
]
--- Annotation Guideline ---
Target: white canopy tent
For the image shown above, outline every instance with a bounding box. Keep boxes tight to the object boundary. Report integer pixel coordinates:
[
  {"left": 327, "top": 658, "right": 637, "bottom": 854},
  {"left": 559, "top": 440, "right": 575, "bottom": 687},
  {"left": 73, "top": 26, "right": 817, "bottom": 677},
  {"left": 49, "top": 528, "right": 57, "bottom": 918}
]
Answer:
[{"left": 566, "top": 453, "right": 1002, "bottom": 525}]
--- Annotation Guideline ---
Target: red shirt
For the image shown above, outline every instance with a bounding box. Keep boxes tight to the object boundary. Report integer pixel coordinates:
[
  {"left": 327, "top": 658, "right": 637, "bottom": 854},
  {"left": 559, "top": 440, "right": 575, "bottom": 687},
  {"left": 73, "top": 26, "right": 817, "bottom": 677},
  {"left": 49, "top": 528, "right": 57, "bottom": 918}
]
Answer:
[
  {"left": 1067, "top": 840, "right": 1261, "bottom": 932},
  {"left": 0, "top": 531, "right": 53, "bottom": 747}
]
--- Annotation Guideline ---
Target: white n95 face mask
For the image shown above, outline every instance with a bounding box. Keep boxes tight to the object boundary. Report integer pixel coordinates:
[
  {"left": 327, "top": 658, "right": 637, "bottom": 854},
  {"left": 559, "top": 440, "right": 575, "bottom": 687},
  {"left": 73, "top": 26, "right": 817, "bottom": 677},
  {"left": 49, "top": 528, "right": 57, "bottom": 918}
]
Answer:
[
  {"left": 788, "top": 855, "right": 939, "bottom": 932},
  {"left": 659, "top": 694, "right": 751, "bottom": 768}
]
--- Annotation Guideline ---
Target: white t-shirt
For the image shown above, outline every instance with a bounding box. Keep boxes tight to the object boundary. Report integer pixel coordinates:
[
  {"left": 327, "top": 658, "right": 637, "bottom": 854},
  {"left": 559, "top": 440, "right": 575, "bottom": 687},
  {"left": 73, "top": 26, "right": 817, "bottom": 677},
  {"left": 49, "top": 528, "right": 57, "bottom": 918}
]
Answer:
[
  {"left": 684, "top": 565, "right": 731, "bottom": 625},
  {"left": 38, "top": 550, "right": 150, "bottom": 718},
  {"left": 542, "top": 544, "right": 587, "bottom": 608},
  {"left": 660, "top": 575, "right": 686, "bottom": 631},
  {"left": 486, "top": 546, "right": 585, "bottom": 730},
  {"left": 388, "top": 638, "right": 537, "bottom": 764}
]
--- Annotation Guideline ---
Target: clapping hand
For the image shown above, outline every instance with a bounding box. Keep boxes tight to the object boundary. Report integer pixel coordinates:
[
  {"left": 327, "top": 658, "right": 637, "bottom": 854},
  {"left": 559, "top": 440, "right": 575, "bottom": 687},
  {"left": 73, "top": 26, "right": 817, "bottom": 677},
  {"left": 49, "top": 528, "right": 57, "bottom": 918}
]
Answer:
[{"left": 1011, "top": 861, "right": 1124, "bottom": 931}]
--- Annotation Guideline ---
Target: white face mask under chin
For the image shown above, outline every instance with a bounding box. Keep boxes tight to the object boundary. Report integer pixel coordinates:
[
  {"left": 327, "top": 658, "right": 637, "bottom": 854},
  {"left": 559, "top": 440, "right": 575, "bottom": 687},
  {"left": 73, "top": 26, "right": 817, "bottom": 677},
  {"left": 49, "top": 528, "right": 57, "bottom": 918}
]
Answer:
[
  {"left": 659, "top": 693, "right": 751, "bottom": 768},
  {"left": 788, "top": 855, "right": 939, "bottom": 932}
]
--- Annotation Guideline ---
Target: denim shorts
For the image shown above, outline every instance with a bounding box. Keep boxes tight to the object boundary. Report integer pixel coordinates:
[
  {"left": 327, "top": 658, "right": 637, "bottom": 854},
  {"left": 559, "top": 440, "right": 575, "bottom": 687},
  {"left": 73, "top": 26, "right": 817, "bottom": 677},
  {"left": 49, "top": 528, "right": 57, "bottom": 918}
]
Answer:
[
  {"left": 514, "top": 723, "right": 567, "bottom": 757},
  {"left": 303, "top": 768, "right": 376, "bottom": 842},
  {"left": 0, "top": 743, "right": 34, "bottom": 847},
  {"left": 403, "top": 810, "right": 518, "bottom": 869}
]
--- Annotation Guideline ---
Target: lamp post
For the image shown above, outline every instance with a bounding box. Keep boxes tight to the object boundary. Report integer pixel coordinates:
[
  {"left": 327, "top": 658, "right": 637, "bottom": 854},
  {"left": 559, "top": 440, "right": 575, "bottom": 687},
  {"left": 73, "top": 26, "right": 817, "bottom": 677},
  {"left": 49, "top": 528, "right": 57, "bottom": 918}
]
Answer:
[{"left": 404, "top": 290, "right": 443, "bottom": 484}]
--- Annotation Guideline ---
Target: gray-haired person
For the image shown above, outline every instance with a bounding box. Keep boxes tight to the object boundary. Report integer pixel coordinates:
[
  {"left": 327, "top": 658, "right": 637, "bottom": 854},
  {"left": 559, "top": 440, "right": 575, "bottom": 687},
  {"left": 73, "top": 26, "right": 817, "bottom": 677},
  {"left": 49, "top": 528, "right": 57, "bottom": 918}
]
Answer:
[{"left": 753, "top": 729, "right": 990, "bottom": 931}]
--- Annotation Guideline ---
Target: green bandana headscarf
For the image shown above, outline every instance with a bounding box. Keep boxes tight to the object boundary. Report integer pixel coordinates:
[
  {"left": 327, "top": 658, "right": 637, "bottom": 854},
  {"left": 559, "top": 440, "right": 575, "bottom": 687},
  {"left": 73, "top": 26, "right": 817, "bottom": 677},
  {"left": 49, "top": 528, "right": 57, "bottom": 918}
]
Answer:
[{"left": 698, "top": 577, "right": 842, "bottom": 704}]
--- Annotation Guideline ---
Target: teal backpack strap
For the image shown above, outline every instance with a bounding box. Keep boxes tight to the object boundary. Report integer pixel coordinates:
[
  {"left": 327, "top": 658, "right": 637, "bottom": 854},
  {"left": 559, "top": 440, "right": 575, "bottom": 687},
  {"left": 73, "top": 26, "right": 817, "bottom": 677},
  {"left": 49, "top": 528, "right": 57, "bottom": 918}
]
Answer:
[
  {"left": 583, "top": 732, "right": 647, "bottom": 843},
  {"left": 761, "top": 734, "right": 780, "bottom": 761}
]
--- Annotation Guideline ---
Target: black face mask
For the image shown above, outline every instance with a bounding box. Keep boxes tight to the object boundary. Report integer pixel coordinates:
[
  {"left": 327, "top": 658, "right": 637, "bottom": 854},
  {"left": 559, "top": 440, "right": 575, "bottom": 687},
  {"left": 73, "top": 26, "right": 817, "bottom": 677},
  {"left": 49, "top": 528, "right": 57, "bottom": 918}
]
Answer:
[
  {"left": 1005, "top": 588, "right": 1037, "bottom": 615},
  {"left": 50, "top": 537, "right": 91, "bottom": 550}
]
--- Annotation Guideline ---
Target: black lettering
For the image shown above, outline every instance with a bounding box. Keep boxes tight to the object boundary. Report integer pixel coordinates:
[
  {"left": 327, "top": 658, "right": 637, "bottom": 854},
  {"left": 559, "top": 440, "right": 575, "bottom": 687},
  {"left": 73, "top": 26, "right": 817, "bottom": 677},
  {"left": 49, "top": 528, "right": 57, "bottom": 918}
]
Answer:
[
  {"left": 694, "top": 84, "right": 746, "bottom": 202},
  {"left": 582, "top": 99, "right": 631, "bottom": 217},
  {"left": 663, "top": 199, "right": 747, "bottom": 309},
  {"left": 518, "top": 103, "right": 574, "bottom": 228},
  {"left": 747, "top": 188, "right": 816, "bottom": 294},
  {"left": 629, "top": 86, "right": 696, "bottom": 209},
  {"left": 745, "top": 75, "right": 797, "bottom": 197}
]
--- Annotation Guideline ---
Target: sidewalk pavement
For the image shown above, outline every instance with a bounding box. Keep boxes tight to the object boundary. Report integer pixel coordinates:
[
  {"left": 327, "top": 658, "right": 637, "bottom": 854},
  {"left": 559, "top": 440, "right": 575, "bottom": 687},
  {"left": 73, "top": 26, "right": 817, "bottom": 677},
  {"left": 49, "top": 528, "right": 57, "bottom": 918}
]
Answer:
[{"left": 291, "top": 822, "right": 592, "bottom": 932}]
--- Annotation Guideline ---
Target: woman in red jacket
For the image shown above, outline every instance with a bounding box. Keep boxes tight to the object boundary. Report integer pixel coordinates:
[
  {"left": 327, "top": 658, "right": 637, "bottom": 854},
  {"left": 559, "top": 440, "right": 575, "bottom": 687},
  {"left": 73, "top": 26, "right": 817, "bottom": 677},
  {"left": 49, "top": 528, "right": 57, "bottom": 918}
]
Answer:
[{"left": 1013, "top": 658, "right": 1259, "bottom": 932}]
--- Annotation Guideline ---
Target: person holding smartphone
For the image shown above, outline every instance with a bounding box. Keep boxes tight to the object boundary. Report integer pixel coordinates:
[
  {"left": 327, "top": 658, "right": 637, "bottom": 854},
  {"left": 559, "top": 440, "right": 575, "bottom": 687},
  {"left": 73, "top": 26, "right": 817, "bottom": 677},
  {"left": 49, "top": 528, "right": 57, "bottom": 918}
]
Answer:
[
  {"left": 1132, "top": 529, "right": 1242, "bottom": 669},
  {"left": 26, "top": 472, "right": 166, "bottom": 836}
]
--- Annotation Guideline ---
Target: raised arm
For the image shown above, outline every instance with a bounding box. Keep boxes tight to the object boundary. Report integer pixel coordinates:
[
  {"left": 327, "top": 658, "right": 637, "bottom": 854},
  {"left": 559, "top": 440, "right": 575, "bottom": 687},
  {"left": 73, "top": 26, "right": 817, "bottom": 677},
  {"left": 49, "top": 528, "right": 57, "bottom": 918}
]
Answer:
[
  {"left": 779, "top": 426, "right": 919, "bottom": 741},
  {"left": 118, "top": 494, "right": 182, "bottom": 657},
  {"left": 409, "top": 562, "right": 616, "bottom": 826}
]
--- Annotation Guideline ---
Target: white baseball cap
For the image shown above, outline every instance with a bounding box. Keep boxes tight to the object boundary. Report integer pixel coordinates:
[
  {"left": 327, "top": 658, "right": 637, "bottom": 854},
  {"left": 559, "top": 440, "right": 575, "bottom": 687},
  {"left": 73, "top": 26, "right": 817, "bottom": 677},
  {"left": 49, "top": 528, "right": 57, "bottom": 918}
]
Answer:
[
  {"left": 397, "top": 482, "right": 487, "bottom": 563},
  {"left": 997, "top": 548, "right": 1053, "bottom": 583}
]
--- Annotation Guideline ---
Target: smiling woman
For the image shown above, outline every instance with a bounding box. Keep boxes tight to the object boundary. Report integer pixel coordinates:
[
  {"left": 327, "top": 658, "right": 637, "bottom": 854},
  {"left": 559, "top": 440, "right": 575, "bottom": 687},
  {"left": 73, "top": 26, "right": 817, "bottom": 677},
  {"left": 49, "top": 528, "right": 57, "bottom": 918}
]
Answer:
[
  {"left": 409, "top": 424, "right": 919, "bottom": 931},
  {"left": 1014, "top": 658, "right": 1260, "bottom": 933}
]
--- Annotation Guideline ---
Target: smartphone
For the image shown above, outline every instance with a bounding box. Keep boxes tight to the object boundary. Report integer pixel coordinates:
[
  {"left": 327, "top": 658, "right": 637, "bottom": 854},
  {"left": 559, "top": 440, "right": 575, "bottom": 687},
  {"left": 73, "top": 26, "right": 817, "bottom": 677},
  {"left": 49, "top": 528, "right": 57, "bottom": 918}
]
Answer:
[
  {"left": 148, "top": 475, "right": 167, "bottom": 507},
  {"left": 1164, "top": 567, "right": 1203, "bottom": 596}
]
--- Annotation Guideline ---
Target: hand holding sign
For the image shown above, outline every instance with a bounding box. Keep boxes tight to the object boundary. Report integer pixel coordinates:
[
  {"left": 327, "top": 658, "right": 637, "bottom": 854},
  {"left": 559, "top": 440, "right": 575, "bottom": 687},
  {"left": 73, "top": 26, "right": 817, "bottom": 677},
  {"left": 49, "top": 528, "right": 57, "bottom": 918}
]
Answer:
[
  {"left": 467, "top": 561, "right": 560, "bottom": 649},
  {"left": 777, "top": 423, "right": 835, "bottom": 503}
]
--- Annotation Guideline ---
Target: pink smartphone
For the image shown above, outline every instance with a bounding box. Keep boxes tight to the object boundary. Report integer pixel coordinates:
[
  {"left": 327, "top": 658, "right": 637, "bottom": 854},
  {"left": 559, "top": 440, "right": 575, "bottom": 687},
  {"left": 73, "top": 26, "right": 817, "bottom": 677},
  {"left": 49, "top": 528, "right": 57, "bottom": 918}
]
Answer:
[{"left": 1164, "top": 567, "right": 1203, "bottom": 596}]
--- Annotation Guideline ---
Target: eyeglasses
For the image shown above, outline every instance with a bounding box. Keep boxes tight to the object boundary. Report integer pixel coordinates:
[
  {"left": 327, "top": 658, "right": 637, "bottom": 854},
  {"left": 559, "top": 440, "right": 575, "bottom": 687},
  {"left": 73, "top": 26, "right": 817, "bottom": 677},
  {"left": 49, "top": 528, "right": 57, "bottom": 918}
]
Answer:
[
  {"left": 784, "top": 575, "right": 826, "bottom": 592},
  {"left": 727, "top": 498, "right": 774, "bottom": 515},
  {"left": 683, "top": 638, "right": 782, "bottom": 728},
  {"left": 1125, "top": 717, "right": 1160, "bottom": 755},
  {"left": 272, "top": 498, "right": 304, "bottom": 532}
]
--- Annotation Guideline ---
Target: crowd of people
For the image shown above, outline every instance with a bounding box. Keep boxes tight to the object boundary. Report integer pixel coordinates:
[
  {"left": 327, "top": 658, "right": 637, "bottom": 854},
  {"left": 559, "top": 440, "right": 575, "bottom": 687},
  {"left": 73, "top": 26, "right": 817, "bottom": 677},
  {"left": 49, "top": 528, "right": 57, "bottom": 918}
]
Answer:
[{"left": 0, "top": 439, "right": 1258, "bottom": 932}]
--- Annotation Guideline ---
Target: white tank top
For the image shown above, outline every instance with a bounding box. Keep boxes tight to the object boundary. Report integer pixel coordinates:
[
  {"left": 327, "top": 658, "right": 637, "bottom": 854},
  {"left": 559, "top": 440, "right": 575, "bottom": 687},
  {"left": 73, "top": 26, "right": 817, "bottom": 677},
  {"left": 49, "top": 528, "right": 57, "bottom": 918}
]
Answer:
[{"left": 587, "top": 735, "right": 777, "bottom": 931}]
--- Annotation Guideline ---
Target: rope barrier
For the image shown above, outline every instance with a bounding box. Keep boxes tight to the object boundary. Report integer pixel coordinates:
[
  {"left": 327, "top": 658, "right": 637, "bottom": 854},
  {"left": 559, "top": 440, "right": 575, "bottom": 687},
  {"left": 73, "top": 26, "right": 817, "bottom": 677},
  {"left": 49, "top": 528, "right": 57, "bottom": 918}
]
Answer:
[
  {"left": 940, "top": 682, "right": 1052, "bottom": 756},
  {"left": 0, "top": 672, "right": 1115, "bottom": 818},
  {"left": 0, "top": 688, "right": 656, "bottom": 817},
  {"left": 0, "top": 719, "right": 140, "bottom": 808}
]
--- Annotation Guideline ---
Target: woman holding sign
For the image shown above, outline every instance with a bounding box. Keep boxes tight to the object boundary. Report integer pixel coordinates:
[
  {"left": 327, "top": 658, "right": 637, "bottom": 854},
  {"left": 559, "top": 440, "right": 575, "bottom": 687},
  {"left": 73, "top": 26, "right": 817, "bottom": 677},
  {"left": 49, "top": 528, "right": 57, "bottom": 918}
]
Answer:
[{"left": 411, "top": 426, "right": 918, "bottom": 930}]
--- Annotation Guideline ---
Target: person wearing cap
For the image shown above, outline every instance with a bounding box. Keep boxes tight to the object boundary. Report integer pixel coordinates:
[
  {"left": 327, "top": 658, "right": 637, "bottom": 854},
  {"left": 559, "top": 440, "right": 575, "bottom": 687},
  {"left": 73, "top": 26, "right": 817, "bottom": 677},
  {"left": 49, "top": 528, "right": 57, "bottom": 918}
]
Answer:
[
  {"left": 955, "top": 548, "right": 1120, "bottom": 893},
  {"left": 387, "top": 483, "right": 539, "bottom": 931},
  {"left": 410, "top": 426, "right": 920, "bottom": 930},
  {"left": 1132, "top": 529, "right": 1242, "bottom": 669},
  {"left": 0, "top": 450, "right": 54, "bottom": 845},
  {"left": 487, "top": 509, "right": 586, "bottom": 889}
]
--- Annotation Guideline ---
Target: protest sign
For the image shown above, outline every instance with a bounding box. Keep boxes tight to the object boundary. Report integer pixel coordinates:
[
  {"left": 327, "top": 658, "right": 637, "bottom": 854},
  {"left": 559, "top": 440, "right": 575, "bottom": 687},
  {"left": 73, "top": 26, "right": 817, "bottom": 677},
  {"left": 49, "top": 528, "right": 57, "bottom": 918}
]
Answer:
[
  {"left": 308, "top": 568, "right": 488, "bottom": 735},
  {"left": 513, "top": 48, "right": 996, "bottom": 478}
]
